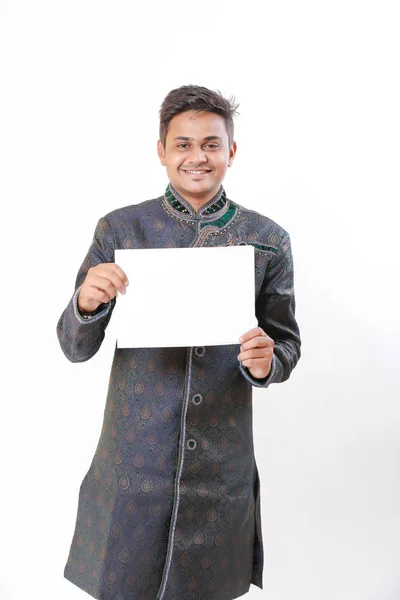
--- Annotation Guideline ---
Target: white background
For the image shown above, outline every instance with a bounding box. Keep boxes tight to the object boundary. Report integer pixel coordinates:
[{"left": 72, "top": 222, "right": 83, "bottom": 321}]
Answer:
[{"left": 1, "top": 1, "right": 399, "bottom": 599}]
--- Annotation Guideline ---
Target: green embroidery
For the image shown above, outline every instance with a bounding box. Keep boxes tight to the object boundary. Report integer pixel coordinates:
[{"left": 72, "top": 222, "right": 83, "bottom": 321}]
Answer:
[
  {"left": 202, "top": 196, "right": 226, "bottom": 215},
  {"left": 163, "top": 183, "right": 238, "bottom": 233},
  {"left": 163, "top": 184, "right": 276, "bottom": 250},
  {"left": 251, "top": 243, "right": 278, "bottom": 254},
  {"left": 165, "top": 186, "right": 191, "bottom": 215},
  {"left": 199, "top": 204, "right": 236, "bottom": 229},
  {"left": 165, "top": 183, "right": 228, "bottom": 219}
]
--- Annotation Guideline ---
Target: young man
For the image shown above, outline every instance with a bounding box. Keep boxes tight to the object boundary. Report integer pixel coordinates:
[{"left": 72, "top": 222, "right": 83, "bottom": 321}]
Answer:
[{"left": 57, "top": 84, "right": 301, "bottom": 600}]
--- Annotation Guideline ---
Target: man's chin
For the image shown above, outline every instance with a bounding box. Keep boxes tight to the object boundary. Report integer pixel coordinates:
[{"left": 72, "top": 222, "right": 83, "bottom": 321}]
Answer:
[{"left": 174, "top": 181, "right": 214, "bottom": 195}]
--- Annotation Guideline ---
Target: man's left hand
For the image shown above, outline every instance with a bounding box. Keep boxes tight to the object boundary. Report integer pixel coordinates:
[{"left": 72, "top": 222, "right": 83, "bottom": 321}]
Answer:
[{"left": 237, "top": 327, "right": 274, "bottom": 379}]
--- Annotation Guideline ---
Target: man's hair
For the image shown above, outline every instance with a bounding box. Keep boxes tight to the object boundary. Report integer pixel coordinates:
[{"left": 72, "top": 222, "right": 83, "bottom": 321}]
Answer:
[{"left": 159, "top": 84, "right": 240, "bottom": 148}]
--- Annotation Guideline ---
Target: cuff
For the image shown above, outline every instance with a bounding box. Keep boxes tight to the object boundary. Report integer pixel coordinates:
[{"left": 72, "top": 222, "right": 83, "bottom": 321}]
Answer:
[
  {"left": 72, "top": 284, "right": 113, "bottom": 324},
  {"left": 239, "top": 353, "right": 277, "bottom": 388}
]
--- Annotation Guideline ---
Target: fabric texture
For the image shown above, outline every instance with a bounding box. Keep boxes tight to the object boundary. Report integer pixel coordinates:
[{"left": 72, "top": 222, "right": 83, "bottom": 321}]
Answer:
[{"left": 57, "top": 183, "right": 301, "bottom": 600}]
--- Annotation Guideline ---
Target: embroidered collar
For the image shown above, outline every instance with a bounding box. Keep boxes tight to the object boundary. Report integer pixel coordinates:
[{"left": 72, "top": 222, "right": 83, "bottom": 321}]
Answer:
[{"left": 163, "top": 182, "right": 228, "bottom": 221}]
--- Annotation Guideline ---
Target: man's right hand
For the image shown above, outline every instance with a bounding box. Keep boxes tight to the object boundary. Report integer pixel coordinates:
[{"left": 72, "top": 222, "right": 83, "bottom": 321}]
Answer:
[{"left": 77, "top": 263, "right": 129, "bottom": 314}]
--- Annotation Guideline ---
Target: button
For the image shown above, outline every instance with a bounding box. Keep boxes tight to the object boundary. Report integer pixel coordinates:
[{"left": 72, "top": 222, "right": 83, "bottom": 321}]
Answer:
[
  {"left": 192, "top": 393, "right": 203, "bottom": 406},
  {"left": 186, "top": 438, "right": 197, "bottom": 450},
  {"left": 194, "top": 346, "right": 206, "bottom": 357}
]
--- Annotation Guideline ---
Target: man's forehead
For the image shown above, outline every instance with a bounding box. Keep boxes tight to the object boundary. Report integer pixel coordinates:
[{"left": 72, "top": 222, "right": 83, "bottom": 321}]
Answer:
[
  {"left": 165, "top": 111, "right": 229, "bottom": 144},
  {"left": 172, "top": 135, "right": 223, "bottom": 142}
]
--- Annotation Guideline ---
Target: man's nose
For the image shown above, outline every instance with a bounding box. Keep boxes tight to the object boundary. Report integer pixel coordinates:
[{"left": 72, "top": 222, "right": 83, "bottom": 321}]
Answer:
[{"left": 188, "top": 147, "right": 207, "bottom": 163}]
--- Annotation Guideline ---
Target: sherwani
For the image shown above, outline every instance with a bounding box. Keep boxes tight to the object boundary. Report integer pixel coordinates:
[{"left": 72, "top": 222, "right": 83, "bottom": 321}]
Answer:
[{"left": 56, "top": 182, "right": 301, "bottom": 600}]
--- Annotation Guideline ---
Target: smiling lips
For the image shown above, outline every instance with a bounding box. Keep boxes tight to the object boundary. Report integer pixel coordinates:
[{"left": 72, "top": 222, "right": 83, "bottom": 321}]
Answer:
[{"left": 183, "top": 169, "right": 212, "bottom": 175}]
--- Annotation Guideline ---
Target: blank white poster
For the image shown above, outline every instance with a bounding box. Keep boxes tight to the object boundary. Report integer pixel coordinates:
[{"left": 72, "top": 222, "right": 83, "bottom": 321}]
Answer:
[{"left": 114, "top": 245, "right": 257, "bottom": 348}]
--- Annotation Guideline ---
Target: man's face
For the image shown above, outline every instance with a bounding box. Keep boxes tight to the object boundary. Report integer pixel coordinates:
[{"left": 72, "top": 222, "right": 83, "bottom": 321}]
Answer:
[{"left": 157, "top": 110, "right": 237, "bottom": 205}]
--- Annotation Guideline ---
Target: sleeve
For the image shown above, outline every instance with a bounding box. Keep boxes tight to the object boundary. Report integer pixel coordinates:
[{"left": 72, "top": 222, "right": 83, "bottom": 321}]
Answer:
[
  {"left": 56, "top": 216, "right": 117, "bottom": 363},
  {"left": 239, "top": 230, "right": 302, "bottom": 389}
]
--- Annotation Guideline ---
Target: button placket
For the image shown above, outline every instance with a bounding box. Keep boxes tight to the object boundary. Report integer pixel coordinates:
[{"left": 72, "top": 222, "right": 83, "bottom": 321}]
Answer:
[{"left": 188, "top": 349, "right": 204, "bottom": 454}]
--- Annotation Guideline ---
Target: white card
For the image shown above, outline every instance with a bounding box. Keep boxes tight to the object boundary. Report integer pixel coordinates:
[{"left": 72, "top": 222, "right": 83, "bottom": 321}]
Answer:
[{"left": 114, "top": 245, "right": 257, "bottom": 348}]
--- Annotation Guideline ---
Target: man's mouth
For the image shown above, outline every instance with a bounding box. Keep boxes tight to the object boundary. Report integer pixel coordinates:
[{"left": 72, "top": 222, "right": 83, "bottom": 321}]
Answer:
[{"left": 182, "top": 169, "right": 212, "bottom": 175}]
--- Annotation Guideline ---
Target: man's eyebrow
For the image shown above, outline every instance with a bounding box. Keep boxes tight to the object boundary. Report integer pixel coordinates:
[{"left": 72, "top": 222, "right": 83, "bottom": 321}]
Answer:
[{"left": 173, "top": 136, "right": 223, "bottom": 141}]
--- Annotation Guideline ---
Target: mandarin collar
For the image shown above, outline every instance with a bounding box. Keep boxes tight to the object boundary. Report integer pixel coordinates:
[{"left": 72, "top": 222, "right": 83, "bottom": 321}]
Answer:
[{"left": 163, "top": 182, "right": 228, "bottom": 221}]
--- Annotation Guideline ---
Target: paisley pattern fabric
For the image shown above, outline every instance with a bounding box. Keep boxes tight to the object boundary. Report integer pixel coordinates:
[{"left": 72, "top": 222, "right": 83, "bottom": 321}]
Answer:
[{"left": 56, "top": 183, "right": 301, "bottom": 600}]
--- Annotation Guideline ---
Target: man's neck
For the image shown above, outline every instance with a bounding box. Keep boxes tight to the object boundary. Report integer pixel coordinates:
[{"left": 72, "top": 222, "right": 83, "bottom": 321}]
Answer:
[{"left": 170, "top": 184, "right": 222, "bottom": 214}]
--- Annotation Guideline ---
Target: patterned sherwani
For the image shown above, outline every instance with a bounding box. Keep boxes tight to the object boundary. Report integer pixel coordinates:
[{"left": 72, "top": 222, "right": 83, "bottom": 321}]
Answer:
[{"left": 57, "top": 182, "right": 301, "bottom": 600}]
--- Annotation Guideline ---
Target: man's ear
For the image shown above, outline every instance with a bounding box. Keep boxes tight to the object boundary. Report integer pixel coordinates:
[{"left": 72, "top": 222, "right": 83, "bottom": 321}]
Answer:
[
  {"left": 228, "top": 140, "right": 237, "bottom": 167},
  {"left": 157, "top": 139, "right": 166, "bottom": 166}
]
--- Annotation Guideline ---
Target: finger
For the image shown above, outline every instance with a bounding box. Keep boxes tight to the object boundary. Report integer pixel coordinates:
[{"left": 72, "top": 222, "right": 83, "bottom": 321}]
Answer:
[
  {"left": 240, "top": 359, "right": 272, "bottom": 379},
  {"left": 82, "top": 282, "right": 115, "bottom": 305},
  {"left": 238, "top": 347, "right": 273, "bottom": 362},
  {"left": 240, "top": 335, "right": 273, "bottom": 353},
  {"left": 93, "top": 265, "right": 128, "bottom": 293},
  {"left": 87, "top": 275, "right": 120, "bottom": 302},
  {"left": 109, "top": 263, "right": 130, "bottom": 287},
  {"left": 238, "top": 327, "right": 267, "bottom": 343}
]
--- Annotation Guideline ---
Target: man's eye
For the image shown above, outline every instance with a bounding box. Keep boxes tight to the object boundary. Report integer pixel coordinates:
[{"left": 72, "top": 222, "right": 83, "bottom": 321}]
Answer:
[{"left": 177, "top": 143, "right": 218, "bottom": 149}]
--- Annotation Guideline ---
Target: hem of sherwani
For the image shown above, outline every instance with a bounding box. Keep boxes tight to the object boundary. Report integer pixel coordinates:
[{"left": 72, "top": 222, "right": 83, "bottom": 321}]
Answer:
[
  {"left": 63, "top": 570, "right": 255, "bottom": 600},
  {"left": 72, "top": 283, "right": 113, "bottom": 324},
  {"left": 239, "top": 352, "right": 277, "bottom": 388}
]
